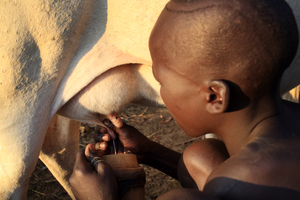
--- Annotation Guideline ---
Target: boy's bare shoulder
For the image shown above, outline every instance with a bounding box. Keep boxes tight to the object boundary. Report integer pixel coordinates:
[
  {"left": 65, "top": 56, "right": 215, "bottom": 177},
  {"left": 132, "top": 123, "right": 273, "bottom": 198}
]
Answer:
[{"left": 204, "top": 136, "right": 300, "bottom": 199}]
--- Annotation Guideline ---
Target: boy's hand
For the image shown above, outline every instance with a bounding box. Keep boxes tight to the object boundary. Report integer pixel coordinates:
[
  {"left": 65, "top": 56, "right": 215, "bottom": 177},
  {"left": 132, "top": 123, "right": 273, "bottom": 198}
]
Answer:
[
  {"left": 94, "top": 120, "right": 181, "bottom": 180},
  {"left": 95, "top": 121, "right": 154, "bottom": 162},
  {"left": 114, "top": 122, "right": 152, "bottom": 154},
  {"left": 94, "top": 125, "right": 113, "bottom": 157},
  {"left": 69, "top": 144, "right": 118, "bottom": 200}
]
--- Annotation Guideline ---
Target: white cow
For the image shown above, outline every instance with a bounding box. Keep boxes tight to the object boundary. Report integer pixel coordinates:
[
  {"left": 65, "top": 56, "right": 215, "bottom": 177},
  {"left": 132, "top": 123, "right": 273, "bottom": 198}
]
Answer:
[
  {"left": 0, "top": 1, "right": 168, "bottom": 199},
  {"left": 0, "top": 0, "right": 299, "bottom": 199}
]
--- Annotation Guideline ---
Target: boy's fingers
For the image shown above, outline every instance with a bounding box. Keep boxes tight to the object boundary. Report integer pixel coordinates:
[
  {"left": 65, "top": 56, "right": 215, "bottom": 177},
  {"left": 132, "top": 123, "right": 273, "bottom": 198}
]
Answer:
[
  {"left": 102, "top": 119, "right": 134, "bottom": 140},
  {"left": 84, "top": 143, "right": 112, "bottom": 173},
  {"left": 107, "top": 113, "right": 123, "bottom": 128},
  {"left": 115, "top": 123, "right": 138, "bottom": 140},
  {"left": 73, "top": 150, "right": 93, "bottom": 172},
  {"left": 95, "top": 125, "right": 107, "bottom": 134},
  {"left": 94, "top": 133, "right": 110, "bottom": 143},
  {"left": 103, "top": 119, "right": 114, "bottom": 129},
  {"left": 102, "top": 134, "right": 110, "bottom": 141},
  {"left": 103, "top": 118, "right": 129, "bottom": 130},
  {"left": 85, "top": 143, "right": 99, "bottom": 162},
  {"left": 113, "top": 122, "right": 129, "bottom": 134},
  {"left": 95, "top": 124, "right": 116, "bottom": 141},
  {"left": 95, "top": 142, "right": 108, "bottom": 151},
  {"left": 105, "top": 126, "right": 117, "bottom": 140}
]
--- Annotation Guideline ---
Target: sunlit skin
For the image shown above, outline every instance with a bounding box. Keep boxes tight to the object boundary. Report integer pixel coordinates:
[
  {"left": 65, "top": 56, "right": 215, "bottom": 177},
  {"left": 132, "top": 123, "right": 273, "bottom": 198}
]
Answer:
[
  {"left": 152, "top": 63, "right": 210, "bottom": 137},
  {"left": 69, "top": 0, "right": 300, "bottom": 199}
]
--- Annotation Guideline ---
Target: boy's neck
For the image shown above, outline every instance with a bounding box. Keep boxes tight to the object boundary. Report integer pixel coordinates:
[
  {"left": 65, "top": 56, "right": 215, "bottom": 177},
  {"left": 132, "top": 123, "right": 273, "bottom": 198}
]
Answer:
[{"left": 217, "top": 94, "right": 282, "bottom": 155}]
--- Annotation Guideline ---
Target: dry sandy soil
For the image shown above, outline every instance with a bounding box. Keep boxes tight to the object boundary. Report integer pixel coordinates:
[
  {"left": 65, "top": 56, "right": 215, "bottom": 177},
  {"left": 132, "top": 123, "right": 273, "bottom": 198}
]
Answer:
[{"left": 27, "top": 104, "right": 202, "bottom": 199}]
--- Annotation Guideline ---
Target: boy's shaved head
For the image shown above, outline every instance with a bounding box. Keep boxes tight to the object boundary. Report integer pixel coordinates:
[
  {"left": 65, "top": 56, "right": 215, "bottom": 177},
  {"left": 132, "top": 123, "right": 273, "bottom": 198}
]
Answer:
[{"left": 150, "top": 0, "right": 298, "bottom": 96}]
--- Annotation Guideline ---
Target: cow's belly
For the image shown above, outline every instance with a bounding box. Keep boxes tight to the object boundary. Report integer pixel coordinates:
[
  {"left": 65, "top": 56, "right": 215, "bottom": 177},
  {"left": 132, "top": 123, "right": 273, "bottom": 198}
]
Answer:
[{"left": 57, "top": 64, "right": 163, "bottom": 125}]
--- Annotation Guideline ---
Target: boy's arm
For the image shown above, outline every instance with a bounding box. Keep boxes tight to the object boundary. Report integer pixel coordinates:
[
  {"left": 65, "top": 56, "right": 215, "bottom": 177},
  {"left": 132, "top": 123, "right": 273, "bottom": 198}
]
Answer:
[
  {"left": 107, "top": 122, "right": 197, "bottom": 186},
  {"left": 140, "top": 139, "right": 181, "bottom": 179},
  {"left": 112, "top": 122, "right": 181, "bottom": 179}
]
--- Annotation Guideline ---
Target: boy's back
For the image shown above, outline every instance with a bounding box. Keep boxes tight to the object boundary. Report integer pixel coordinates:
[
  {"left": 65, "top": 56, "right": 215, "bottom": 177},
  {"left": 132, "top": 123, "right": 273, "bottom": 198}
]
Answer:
[{"left": 205, "top": 100, "right": 300, "bottom": 199}]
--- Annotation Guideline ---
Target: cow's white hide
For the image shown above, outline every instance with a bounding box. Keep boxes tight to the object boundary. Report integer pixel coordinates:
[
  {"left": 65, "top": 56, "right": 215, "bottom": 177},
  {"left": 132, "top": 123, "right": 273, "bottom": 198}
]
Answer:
[{"left": 0, "top": 0, "right": 167, "bottom": 199}]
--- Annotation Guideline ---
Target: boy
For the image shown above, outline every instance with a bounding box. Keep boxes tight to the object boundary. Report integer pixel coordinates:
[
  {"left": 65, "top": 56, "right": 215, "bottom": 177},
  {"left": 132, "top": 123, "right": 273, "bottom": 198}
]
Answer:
[{"left": 69, "top": 0, "right": 300, "bottom": 199}]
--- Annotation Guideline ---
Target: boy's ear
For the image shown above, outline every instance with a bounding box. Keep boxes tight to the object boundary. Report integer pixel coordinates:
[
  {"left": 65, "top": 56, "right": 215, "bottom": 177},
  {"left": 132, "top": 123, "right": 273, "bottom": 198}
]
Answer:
[{"left": 205, "top": 80, "right": 229, "bottom": 114}]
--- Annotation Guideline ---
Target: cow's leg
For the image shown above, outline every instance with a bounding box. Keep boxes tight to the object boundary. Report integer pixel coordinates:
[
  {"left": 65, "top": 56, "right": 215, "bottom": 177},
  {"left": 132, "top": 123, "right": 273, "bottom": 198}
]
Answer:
[
  {"left": 39, "top": 114, "right": 80, "bottom": 200},
  {"left": 0, "top": 116, "right": 49, "bottom": 199},
  {"left": 0, "top": 140, "right": 42, "bottom": 199}
]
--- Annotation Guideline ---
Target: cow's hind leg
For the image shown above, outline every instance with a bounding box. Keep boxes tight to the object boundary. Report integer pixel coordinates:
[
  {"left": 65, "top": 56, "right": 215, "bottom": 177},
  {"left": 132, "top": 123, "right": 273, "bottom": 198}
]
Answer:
[
  {"left": 39, "top": 114, "right": 80, "bottom": 200},
  {"left": 0, "top": 121, "right": 47, "bottom": 199}
]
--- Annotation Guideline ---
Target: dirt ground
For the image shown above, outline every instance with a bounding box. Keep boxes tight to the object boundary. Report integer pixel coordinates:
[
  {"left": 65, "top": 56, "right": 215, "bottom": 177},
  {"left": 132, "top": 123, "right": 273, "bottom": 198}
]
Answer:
[{"left": 27, "top": 104, "right": 202, "bottom": 199}]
